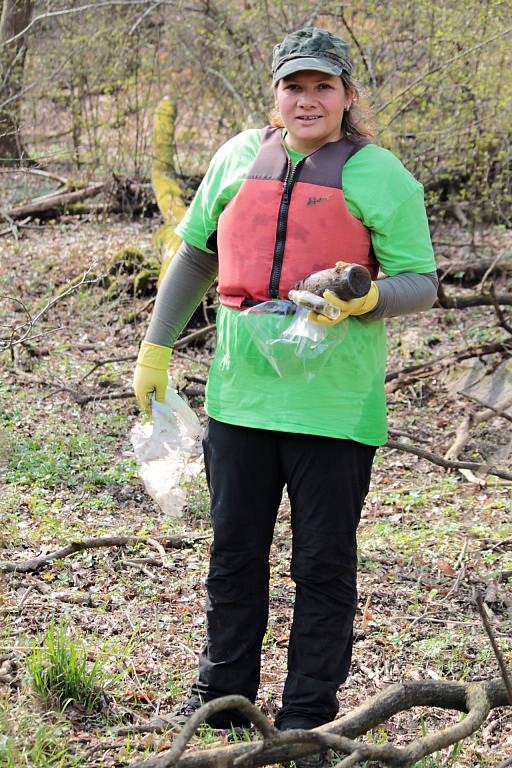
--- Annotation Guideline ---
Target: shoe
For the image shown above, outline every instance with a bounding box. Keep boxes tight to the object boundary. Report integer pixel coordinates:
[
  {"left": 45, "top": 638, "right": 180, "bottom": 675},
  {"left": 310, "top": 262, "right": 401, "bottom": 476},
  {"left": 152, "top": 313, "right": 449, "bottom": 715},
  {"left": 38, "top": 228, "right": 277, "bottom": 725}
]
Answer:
[
  {"left": 276, "top": 724, "right": 328, "bottom": 768},
  {"left": 161, "top": 695, "right": 251, "bottom": 731},
  {"left": 293, "top": 753, "right": 328, "bottom": 768}
]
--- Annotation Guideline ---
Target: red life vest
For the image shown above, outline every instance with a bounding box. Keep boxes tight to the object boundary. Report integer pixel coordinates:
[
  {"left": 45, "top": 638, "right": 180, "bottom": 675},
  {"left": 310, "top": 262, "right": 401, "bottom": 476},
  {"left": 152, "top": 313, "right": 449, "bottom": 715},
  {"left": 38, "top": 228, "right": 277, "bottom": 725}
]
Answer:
[{"left": 216, "top": 127, "right": 378, "bottom": 309}]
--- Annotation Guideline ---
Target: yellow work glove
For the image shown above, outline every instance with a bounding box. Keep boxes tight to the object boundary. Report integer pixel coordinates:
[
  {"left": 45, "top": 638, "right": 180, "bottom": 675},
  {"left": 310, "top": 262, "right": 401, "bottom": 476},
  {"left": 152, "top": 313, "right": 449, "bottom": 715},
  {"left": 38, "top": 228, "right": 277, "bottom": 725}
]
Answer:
[
  {"left": 133, "top": 340, "right": 172, "bottom": 416},
  {"left": 309, "top": 282, "right": 379, "bottom": 326}
]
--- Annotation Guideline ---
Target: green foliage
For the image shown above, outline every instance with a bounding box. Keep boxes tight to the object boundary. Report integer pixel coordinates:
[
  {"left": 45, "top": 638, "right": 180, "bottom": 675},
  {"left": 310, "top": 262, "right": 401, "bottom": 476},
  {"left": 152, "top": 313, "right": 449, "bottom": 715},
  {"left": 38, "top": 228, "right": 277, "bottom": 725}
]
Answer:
[
  {"left": 0, "top": 715, "right": 78, "bottom": 768},
  {"left": 182, "top": 473, "right": 211, "bottom": 523},
  {"left": 28, "top": 622, "right": 108, "bottom": 713},
  {"left": 8, "top": 1, "right": 510, "bottom": 221},
  {"left": 5, "top": 428, "right": 137, "bottom": 490}
]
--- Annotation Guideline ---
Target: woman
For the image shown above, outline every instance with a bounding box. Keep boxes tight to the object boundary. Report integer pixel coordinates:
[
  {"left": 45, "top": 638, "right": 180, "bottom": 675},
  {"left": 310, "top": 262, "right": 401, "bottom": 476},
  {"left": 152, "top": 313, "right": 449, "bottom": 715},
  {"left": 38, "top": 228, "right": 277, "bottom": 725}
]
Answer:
[{"left": 133, "top": 26, "right": 437, "bottom": 746}]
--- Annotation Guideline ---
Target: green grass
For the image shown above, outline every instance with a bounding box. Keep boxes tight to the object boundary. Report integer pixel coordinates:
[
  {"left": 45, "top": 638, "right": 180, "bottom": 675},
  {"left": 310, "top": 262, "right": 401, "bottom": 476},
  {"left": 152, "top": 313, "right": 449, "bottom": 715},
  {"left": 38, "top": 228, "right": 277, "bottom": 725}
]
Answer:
[
  {"left": 28, "top": 622, "right": 110, "bottom": 714},
  {"left": 0, "top": 704, "right": 81, "bottom": 768},
  {"left": 0, "top": 725, "right": 77, "bottom": 768},
  {"left": 182, "top": 473, "right": 211, "bottom": 523},
  {"left": 5, "top": 430, "right": 137, "bottom": 489}
]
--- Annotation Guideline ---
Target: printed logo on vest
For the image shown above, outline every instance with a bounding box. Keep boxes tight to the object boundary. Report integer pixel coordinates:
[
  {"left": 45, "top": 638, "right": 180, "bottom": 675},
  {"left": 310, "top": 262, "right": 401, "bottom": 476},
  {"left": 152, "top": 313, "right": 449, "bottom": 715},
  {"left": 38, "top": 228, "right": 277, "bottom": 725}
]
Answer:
[{"left": 307, "top": 194, "right": 333, "bottom": 206}]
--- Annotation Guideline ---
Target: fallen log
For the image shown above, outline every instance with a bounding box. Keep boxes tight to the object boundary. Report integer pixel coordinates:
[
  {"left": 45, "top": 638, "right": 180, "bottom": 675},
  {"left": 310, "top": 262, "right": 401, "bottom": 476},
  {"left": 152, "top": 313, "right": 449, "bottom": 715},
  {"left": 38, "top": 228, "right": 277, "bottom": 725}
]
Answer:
[
  {"left": 436, "top": 282, "right": 512, "bottom": 308},
  {"left": 5, "top": 183, "right": 105, "bottom": 220},
  {"left": 437, "top": 256, "right": 512, "bottom": 280}
]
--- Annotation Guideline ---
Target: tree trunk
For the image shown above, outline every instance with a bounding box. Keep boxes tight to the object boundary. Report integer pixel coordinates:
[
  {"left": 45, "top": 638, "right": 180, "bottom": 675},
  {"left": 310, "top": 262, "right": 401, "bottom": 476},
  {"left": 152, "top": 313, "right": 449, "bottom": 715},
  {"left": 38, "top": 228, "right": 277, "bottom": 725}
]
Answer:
[{"left": 0, "top": 0, "right": 33, "bottom": 165}]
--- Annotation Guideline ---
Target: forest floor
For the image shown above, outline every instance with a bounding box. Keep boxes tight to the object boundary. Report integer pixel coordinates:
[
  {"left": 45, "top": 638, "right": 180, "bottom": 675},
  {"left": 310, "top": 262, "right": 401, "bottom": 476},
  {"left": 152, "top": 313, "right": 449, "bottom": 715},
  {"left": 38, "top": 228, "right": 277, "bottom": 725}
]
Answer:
[{"left": 0, "top": 215, "right": 511, "bottom": 768}]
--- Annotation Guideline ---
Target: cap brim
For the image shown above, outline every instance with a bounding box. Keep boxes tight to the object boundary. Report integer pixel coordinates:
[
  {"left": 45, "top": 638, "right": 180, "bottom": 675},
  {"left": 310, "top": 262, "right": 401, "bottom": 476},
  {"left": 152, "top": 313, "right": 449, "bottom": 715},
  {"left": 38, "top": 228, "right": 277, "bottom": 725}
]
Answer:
[{"left": 272, "top": 56, "right": 343, "bottom": 84}]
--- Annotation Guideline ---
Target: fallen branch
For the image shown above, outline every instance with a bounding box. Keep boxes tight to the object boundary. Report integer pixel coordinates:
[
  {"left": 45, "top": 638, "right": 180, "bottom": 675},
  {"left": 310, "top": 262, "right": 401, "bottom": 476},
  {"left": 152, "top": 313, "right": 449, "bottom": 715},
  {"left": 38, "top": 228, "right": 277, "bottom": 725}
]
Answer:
[
  {"left": 437, "top": 256, "right": 512, "bottom": 280},
  {"left": 1, "top": 266, "right": 102, "bottom": 352},
  {"left": 5, "top": 183, "right": 105, "bottom": 220},
  {"left": 174, "top": 324, "right": 216, "bottom": 349},
  {"left": 127, "top": 678, "right": 510, "bottom": 768},
  {"left": 386, "top": 439, "right": 512, "bottom": 481},
  {"left": 74, "top": 389, "right": 134, "bottom": 404},
  {"left": 81, "top": 354, "right": 139, "bottom": 382},
  {"left": 462, "top": 392, "right": 512, "bottom": 424},
  {"left": 435, "top": 282, "right": 512, "bottom": 309},
  {"left": 491, "top": 286, "right": 512, "bottom": 336},
  {"left": 0, "top": 167, "right": 68, "bottom": 185},
  {"left": 0, "top": 534, "right": 200, "bottom": 574},
  {"left": 385, "top": 340, "right": 509, "bottom": 392},
  {"left": 444, "top": 394, "right": 512, "bottom": 462}
]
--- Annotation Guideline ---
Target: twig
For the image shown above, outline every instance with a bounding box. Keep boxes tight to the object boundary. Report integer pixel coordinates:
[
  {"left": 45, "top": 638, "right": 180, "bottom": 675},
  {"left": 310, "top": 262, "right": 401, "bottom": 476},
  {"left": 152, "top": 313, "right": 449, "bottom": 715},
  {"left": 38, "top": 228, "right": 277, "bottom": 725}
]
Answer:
[
  {"left": 445, "top": 394, "right": 512, "bottom": 463},
  {"left": 462, "top": 392, "right": 512, "bottom": 424},
  {"left": 174, "top": 324, "right": 216, "bottom": 349},
  {"left": 479, "top": 252, "right": 506, "bottom": 290},
  {"left": 376, "top": 26, "right": 512, "bottom": 113},
  {"left": 0, "top": 267, "right": 102, "bottom": 352},
  {"left": 475, "top": 591, "right": 512, "bottom": 705},
  {"left": 127, "top": 296, "right": 156, "bottom": 322},
  {"left": 74, "top": 389, "right": 134, "bottom": 405},
  {"left": 79, "top": 323, "right": 215, "bottom": 385},
  {"left": 339, "top": 8, "right": 376, "bottom": 87},
  {"left": 0, "top": 534, "right": 197, "bottom": 574},
  {"left": 490, "top": 284, "right": 512, "bottom": 336},
  {"left": 128, "top": 0, "right": 162, "bottom": 34},
  {"left": 81, "top": 354, "right": 138, "bottom": 382},
  {"left": 385, "top": 341, "right": 509, "bottom": 385},
  {"left": 123, "top": 559, "right": 157, "bottom": 579},
  {"left": 386, "top": 439, "right": 512, "bottom": 482},
  {"left": 0, "top": 168, "right": 68, "bottom": 185}
]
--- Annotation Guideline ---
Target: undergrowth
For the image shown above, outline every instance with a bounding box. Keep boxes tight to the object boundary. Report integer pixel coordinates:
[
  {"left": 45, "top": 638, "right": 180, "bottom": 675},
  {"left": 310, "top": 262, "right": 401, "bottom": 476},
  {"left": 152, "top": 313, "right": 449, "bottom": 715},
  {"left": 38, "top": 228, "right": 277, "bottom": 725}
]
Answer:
[{"left": 28, "top": 622, "right": 109, "bottom": 714}]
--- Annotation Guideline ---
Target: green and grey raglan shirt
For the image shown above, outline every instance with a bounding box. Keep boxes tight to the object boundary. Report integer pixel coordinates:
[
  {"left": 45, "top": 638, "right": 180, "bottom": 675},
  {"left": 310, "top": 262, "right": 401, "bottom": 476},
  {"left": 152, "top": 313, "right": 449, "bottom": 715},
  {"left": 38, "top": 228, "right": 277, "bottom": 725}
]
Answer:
[{"left": 145, "top": 128, "right": 437, "bottom": 445}]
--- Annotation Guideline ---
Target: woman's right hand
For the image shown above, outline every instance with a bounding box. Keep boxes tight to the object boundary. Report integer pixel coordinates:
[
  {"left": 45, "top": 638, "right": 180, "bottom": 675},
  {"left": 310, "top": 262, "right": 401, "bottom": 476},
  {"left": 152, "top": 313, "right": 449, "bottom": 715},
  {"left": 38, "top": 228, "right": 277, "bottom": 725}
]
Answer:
[{"left": 133, "top": 341, "right": 172, "bottom": 416}]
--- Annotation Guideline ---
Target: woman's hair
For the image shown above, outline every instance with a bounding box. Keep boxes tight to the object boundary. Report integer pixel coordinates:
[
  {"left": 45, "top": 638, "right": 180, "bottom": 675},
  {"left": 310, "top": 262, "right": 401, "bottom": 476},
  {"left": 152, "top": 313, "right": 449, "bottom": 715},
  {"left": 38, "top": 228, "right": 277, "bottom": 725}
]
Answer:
[{"left": 269, "top": 73, "right": 374, "bottom": 140}]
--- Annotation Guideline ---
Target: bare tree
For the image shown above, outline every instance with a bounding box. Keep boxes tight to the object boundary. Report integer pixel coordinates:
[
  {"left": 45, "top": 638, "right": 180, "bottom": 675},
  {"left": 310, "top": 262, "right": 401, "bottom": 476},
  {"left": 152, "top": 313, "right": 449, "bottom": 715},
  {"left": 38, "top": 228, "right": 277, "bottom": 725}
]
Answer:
[{"left": 0, "top": 0, "right": 33, "bottom": 163}]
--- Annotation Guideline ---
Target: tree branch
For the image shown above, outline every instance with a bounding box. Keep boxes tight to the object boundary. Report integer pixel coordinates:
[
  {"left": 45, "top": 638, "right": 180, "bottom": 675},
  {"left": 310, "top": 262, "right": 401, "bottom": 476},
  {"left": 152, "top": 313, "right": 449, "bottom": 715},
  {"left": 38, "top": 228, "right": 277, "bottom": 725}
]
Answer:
[
  {"left": 435, "top": 283, "right": 512, "bottom": 308},
  {"left": 376, "top": 26, "right": 512, "bottom": 114},
  {"left": 125, "top": 679, "right": 510, "bottom": 768},
  {"left": 0, "top": 534, "right": 200, "bottom": 573},
  {"left": 386, "top": 438, "right": 512, "bottom": 481},
  {"left": 385, "top": 340, "right": 509, "bottom": 387}
]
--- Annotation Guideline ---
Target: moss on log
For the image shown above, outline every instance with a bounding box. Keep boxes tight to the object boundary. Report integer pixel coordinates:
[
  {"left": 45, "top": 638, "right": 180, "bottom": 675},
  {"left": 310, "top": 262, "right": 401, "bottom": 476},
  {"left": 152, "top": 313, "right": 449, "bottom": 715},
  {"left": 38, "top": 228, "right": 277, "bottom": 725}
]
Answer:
[{"left": 151, "top": 98, "right": 187, "bottom": 283}]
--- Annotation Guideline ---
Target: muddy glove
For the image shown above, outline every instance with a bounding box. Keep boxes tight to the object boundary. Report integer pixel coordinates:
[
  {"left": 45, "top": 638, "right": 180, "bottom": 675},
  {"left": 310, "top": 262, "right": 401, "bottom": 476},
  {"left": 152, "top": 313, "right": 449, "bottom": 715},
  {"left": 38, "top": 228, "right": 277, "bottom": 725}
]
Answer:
[
  {"left": 133, "top": 340, "right": 172, "bottom": 416},
  {"left": 309, "top": 283, "right": 379, "bottom": 326}
]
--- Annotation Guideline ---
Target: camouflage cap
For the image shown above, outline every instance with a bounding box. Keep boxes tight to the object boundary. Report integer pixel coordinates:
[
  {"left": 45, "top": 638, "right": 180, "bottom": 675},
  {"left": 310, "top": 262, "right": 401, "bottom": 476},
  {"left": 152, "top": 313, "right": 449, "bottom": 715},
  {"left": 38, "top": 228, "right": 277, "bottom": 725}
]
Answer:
[{"left": 272, "top": 27, "right": 353, "bottom": 84}]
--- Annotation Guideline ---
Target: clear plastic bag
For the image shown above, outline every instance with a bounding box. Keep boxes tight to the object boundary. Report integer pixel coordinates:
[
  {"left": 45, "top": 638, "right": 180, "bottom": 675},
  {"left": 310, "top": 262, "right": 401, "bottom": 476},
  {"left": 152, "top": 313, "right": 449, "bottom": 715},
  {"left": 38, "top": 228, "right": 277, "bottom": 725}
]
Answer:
[
  {"left": 130, "top": 385, "right": 204, "bottom": 517},
  {"left": 239, "top": 300, "right": 345, "bottom": 380}
]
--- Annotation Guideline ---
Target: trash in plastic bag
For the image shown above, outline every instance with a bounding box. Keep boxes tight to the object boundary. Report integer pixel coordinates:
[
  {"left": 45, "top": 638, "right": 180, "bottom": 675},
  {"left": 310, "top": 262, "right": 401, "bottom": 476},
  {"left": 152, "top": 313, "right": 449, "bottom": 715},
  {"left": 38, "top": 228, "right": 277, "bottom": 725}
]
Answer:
[
  {"left": 239, "top": 300, "right": 346, "bottom": 380},
  {"left": 130, "top": 385, "right": 204, "bottom": 517}
]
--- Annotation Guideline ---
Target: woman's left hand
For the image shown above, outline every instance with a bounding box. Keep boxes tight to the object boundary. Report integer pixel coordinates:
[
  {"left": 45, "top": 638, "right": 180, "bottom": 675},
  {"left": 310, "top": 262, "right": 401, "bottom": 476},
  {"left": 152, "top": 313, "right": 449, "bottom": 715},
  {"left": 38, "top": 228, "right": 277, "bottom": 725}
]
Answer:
[{"left": 309, "top": 283, "right": 379, "bottom": 326}]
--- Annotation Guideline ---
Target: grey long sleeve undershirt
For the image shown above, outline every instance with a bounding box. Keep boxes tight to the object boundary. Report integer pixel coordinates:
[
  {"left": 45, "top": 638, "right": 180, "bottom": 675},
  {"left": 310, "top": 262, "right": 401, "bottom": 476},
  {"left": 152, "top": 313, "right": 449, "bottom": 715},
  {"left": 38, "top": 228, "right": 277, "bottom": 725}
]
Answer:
[{"left": 145, "top": 241, "right": 438, "bottom": 348}]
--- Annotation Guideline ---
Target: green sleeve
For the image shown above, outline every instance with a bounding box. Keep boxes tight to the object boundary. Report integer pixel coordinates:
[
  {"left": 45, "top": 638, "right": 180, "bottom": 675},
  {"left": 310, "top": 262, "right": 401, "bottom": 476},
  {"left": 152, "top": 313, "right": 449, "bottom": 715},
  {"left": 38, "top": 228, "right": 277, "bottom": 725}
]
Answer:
[
  {"left": 175, "top": 129, "right": 263, "bottom": 252},
  {"left": 343, "top": 144, "right": 436, "bottom": 276}
]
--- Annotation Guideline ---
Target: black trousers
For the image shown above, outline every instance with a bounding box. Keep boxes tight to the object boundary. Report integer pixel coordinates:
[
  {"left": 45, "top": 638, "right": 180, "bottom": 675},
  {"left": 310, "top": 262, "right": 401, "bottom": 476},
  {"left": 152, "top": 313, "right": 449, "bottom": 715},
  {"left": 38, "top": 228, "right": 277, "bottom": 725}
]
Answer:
[{"left": 191, "top": 417, "right": 375, "bottom": 729}]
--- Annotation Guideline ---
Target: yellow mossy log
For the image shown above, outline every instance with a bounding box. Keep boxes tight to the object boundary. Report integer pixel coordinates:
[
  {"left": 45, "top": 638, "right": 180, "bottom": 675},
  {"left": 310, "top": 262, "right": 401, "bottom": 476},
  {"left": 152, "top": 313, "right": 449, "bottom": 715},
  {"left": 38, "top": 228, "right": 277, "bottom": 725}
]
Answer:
[{"left": 151, "top": 98, "right": 187, "bottom": 283}]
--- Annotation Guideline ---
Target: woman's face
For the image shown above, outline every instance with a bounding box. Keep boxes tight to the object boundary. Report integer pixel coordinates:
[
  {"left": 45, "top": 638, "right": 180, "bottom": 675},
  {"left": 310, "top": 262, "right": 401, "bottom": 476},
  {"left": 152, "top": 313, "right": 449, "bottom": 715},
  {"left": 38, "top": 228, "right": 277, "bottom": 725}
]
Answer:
[{"left": 274, "top": 70, "right": 352, "bottom": 154}]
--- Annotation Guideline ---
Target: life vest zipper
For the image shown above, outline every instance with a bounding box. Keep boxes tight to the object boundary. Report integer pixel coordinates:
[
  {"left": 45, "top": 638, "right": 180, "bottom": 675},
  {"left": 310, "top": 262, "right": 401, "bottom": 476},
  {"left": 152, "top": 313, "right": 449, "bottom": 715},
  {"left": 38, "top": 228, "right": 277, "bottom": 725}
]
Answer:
[{"left": 268, "top": 156, "right": 303, "bottom": 299}]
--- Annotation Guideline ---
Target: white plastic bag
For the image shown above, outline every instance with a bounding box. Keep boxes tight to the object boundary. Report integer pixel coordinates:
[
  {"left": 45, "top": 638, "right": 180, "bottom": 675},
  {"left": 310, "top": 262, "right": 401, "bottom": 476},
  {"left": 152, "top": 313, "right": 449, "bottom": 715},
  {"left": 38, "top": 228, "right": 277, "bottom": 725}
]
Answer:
[{"left": 130, "top": 385, "right": 204, "bottom": 517}]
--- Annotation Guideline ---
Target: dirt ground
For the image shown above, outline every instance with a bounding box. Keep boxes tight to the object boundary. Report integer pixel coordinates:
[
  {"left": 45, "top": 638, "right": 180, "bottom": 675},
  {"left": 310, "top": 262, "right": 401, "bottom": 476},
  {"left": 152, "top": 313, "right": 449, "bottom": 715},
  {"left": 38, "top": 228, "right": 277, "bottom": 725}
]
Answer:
[{"left": 0, "top": 215, "right": 511, "bottom": 767}]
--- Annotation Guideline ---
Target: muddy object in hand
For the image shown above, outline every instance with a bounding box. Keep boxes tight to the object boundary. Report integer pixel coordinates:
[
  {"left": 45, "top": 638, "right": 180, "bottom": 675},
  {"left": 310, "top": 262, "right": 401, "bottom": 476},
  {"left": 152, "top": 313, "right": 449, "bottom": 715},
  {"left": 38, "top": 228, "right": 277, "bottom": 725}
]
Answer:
[{"left": 294, "top": 263, "right": 371, "bottom": 301}]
